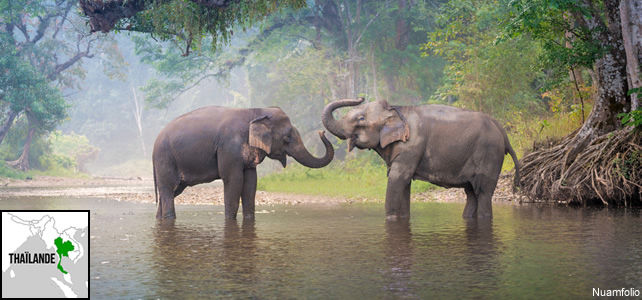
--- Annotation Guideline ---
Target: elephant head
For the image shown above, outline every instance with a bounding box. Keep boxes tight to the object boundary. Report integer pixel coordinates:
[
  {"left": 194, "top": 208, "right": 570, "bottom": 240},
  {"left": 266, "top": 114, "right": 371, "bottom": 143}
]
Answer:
[
  {"left": 322, "top": 98, "right": 409, "bottom": 151},
  {"left": 249, "top": 108, "right": 334, "bottom": 168}
]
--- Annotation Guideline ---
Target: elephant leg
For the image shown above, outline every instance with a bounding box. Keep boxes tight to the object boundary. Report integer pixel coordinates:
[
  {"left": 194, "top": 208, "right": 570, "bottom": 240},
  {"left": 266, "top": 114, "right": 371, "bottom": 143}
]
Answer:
[
  {"left": 462, "top": 186, "right": 477, "bottom": 218},
  {"left": 476, "top": 178, "right": 497, "bottom": 218},
  {"left": 222, "top": 169, "right": 244, "bottom": 220},
  {"left": 155, "top": 165, "right": 179, "bottom": 219},
  {"left": 157, "top": 185, "right": 177, "bottom": 219},
  {"left": 400, "top": 181, "right": 411, "bottom": 217},
  {"left": 241, "top": 168, "right": 257, "bottom": 220},
  {"left": 385, "top": 163, "right": 414, "bottom": 220}
]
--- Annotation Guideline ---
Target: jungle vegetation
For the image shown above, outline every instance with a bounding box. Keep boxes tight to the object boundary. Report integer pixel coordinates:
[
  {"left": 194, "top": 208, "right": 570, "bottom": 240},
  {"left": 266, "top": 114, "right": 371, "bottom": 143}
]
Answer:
[{"left": 1, "top": 0, "right": 640, "bottom": 204}]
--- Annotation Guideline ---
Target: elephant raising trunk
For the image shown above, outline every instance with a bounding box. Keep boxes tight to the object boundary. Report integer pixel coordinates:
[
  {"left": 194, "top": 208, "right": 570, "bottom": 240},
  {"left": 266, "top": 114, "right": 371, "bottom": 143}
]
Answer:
[
  {"left": 321, "top": 97, "right": 365, "bottom": 140},
  {"left": 286, "top": 130, "right": 334, "bottom": 168}
]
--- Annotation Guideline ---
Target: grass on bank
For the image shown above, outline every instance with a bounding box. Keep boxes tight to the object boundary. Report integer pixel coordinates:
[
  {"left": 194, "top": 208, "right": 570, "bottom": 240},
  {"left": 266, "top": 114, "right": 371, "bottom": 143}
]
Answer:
[
  {"left": 257, "top": 152, "right": 436, "bottom": 200},
  {"left": 260, "top": 103, "right": 587, "bottom": 198},
  {"left": 502, "top": 103, "right": 591, "bottom": 172},
  {"left": 0, "top": 163, "right": 90, "bottom": 180}
]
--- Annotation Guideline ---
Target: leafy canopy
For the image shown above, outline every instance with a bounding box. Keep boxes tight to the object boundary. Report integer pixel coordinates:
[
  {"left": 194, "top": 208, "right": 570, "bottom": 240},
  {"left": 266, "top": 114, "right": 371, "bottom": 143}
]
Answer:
[
  {"left": 90, "top": 0, "right": 306, "bottom": 55},
  {"left": 0, "top": 33, "right": 68, "bottom": 131},
  {"left": 498, "top": 0, "right": 607, "bottom": 88}
]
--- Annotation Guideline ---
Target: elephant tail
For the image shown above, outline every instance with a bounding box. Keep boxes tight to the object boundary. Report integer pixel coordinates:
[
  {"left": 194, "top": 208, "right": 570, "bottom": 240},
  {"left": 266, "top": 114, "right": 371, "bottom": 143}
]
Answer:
[
  {"left": 492, "top": 119, "right": 520, "bottom": 191},
  {"left": 506, "top": 142, "right": 520, "bottom": 192},
  {"left": 153, "top": 162, "right": 158, "bottom": 205}
]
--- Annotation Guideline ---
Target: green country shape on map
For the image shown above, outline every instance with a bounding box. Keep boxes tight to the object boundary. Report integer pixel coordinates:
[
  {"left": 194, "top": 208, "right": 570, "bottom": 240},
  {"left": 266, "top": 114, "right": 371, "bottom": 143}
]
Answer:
[{"left": 54, "top": 237, "right": 75, "bottom": 274}]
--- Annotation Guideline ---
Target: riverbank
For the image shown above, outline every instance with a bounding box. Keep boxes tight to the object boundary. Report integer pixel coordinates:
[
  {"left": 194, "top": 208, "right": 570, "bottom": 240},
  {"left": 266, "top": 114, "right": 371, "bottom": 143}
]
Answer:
[{"left": 0, "top": 173, "right": 521, "bottom": 205}]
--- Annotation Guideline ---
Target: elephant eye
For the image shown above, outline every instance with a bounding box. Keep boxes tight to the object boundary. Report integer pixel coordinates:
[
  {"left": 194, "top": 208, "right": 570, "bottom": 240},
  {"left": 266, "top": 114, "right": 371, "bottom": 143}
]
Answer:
[
  {"left": 284, "top": 134, "right": 292, "bottom": 143},
  {"left": 358, "top": 116, "right": 365, "bottom": 122}
]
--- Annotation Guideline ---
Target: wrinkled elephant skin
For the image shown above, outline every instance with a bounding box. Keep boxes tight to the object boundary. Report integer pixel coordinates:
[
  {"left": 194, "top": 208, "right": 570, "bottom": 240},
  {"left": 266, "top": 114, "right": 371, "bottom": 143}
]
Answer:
[
  {"left": 323, "top": 98, "right": 519, "bottom": 219},
  {"left": 153, "top": 106, "right": 334, "bottom": 219}
]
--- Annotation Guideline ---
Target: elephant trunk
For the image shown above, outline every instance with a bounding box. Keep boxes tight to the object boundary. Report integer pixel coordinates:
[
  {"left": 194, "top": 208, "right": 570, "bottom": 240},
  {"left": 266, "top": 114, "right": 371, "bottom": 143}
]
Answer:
[
  {"left": 321, "top": 97, "right": 365, "bottom": 140},
  {"left": 287, "top": 130, "right": 334, "bottom": 168}
]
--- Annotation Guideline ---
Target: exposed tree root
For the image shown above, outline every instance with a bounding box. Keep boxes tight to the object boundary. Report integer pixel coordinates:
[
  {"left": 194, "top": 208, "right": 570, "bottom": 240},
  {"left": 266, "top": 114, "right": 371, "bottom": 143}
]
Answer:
[{"left": 520, "top": 127, "right": 641, "bottom": 206}]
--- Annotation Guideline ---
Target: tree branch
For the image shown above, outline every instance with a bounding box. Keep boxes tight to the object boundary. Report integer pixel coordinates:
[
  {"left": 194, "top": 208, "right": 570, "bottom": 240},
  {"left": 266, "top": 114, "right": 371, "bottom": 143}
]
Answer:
[
  {"left": 15, "top": 22, "right": 30, "bottom": 43},
  {"left": 48, "top": 36, "right": 97, "bottom": 80},
  {"left": 354, "top": 10, "right": 380, "bottom": 47},
  {"left": 52, "top": 1, "right": 74, "bottom": 40}
]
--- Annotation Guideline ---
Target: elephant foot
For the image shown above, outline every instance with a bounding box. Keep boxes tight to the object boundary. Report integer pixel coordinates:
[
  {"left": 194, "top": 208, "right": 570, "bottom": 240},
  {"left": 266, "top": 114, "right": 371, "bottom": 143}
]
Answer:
[
  {"left": 462, "top": 212, "right": 477, "bottom": 218},
  {"left": 385, "top": 214, "right": 409, "bottom": 221},
  {"left": 225, "top": 214, "right": 237, "bottom": 220},
  {"left": 243, "top": 214, "right": 255, "bottom": 220},
  {"left": 157, "top": 212, "right": 176, "bottom": 219}
]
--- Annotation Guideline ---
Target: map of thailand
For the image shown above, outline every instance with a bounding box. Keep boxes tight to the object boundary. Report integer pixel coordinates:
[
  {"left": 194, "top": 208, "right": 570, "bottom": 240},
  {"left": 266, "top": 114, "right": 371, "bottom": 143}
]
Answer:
[
  {"left": 2, "top": 211, "right": 89, "bottom": 298},
  {"left": 54, "top": 237, "right": 76, "bottom": 274}
]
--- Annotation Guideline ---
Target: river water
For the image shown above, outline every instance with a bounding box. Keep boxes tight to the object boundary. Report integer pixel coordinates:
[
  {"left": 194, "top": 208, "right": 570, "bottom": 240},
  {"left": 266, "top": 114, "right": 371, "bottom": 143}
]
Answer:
[{"left": 0, "top": 196, "right": 640, "bottom": 299}]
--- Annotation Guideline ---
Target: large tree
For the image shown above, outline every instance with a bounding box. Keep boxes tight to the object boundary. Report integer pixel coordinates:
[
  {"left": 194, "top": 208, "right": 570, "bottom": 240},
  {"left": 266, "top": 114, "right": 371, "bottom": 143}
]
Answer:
[
  {"left": 1, "top": 0, "right": 123, "bottom": 171},
  {"left": 504, "top": 0, "right": 641, "bottom": 205},
  {"left": 81, "top": 0, "right": 445, "bottom": 105}
]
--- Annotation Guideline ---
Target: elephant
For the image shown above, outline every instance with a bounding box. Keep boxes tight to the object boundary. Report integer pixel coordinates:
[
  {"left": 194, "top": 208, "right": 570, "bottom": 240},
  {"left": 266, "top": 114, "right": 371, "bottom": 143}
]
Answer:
[
  {"left": 322, "top": 97, "right": 519, "bottom": 219},
  {"left": 153, "top": 106, "right": 334, "bottom": 219}
]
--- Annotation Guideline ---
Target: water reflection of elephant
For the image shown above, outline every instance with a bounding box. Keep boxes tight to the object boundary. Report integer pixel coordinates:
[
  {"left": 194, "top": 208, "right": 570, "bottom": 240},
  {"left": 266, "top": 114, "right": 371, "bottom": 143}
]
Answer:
[
  {"left": 151, "top": 219, "right": 257, "bottom": 298},
  {"left": 221, "top": 219, "right": 258, "bottom": 287},
  {"left": 462, "top": 218, "right": 501, "bottom": 291},
  {"left": 384, "top": 219, "right": 415, "bottom": 298}
]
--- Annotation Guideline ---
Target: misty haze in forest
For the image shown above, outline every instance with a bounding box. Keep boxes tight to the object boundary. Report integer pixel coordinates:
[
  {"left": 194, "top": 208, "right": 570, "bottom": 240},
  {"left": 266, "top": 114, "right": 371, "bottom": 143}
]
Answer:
[{"left": 2, "top": 0, "right": 640, "bottom": 207}]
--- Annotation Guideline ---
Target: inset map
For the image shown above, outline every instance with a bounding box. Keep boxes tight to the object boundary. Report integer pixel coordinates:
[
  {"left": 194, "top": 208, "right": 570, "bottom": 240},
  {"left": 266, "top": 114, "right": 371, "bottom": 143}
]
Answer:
[{"left": 2, "top": 211, "right": 89, "bottom": 298}]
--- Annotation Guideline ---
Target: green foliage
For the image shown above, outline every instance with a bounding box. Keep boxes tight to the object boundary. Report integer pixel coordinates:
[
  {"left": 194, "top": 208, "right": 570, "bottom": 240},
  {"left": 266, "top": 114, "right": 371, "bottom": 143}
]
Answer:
[
  {"left": 0, "top": 163, "right": 23, "bottom": 179},
  {"left": 132, "top": 32, "right": 247, "bottom": 108},
  {"left": 137, "top": 0, "right": 446, "bottom": 112},
  {"left": 258, "top": 152, "right": 435, "bottom": 200},
  {"left": 499, "top": 0, "right": 607, "bottom": 89},
  {"left": 618, "top": 108, "right": 642, "bottom": 129},
  {"left": 619, "top": 88, "right": 642, "bottom": 129},
  {"left": 1, "top": 0, "right": 126, "bottom": 173},
  {"left": 0, "top": 118, "right": 48, "bottom": 169},
  {"left": 499, "top": 99, "right": 592, "bottom": 173},
  {"left": 48, "top": 130, "right": 100, "bottom": 171},
  {"left": 612, "top": 150, "right": 641, "bottom": 180},
  {"left": 0, "top": 34, "right": 68, "bottom": 129},
  {"left": 0, "top": 126, "right": 96, "bottom": 177},
  {"left": 422, "top": 0, "right": 543, "bottom": 119},
  {"left": 124, "top": 0, "right": 306, "bottom": 55},
  {"left": 38, "top": 154, "right": 76, "bottom": 175}
]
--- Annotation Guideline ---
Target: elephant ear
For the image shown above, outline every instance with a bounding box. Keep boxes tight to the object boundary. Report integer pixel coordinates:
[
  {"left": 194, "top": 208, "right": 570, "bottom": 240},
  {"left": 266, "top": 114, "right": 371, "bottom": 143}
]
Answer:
[
  {"left": 249, "top": 115, "right": 272, "bottom": 154},
  {"left": 379, "top": 102, "right": 410, "bottom": 148}
]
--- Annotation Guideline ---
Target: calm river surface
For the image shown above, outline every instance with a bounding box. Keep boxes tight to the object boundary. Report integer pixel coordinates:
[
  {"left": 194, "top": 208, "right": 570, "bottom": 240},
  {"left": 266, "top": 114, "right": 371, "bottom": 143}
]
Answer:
[{"left": 0, "top": 196, "right": 640, "bottom": 299}]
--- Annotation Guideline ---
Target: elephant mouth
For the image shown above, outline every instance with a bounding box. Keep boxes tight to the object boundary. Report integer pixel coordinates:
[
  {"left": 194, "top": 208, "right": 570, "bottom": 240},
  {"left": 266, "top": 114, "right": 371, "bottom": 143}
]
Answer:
[
  {"left": 348, "top": 134, "right": 359, "bottom": 152},
  {"left": 279, "top": 155, "right": 287, "bottom": 168}
]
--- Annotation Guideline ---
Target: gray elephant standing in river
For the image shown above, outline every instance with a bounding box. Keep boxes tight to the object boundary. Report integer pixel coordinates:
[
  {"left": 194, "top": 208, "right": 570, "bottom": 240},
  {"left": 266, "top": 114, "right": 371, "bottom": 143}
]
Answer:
[
  {"left": 322, "top": 98, "right": 519, "bottom": 219},
  {"left": 153, "top": 106, "right": 334, "bottom": 219}
]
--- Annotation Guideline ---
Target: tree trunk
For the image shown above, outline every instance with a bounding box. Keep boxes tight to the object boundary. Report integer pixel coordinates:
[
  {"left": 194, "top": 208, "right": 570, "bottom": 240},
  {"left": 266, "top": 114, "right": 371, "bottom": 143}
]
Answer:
[
  {"left": 395, "top": 0, "right": 409, "bottom": 51},
  {"left": 620, "top": 0, "right": 642, "bottom": 110},
  {"left": 131, "top": 85, "right": 147, "bottom": 157},
  {"left": 384, "top": 73, "right": 397, "bottom": 97},
  {"left": 7, "top": 121, "right": 36, "bottom": 172},
  {"left": 0, "top": 109, "right": 18, "bottom": 145},
  {"left": 369, "top": 42, "right": 379, "bottom": 100},
  {"left": 565, "top": 12, "right": 585, "bottom": 88},
  {"left": 519, "top": 0, "right": 639, "bottom": 205},
  {"left": 563, "top": 0, "right": 630, "bottom": 167}
]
